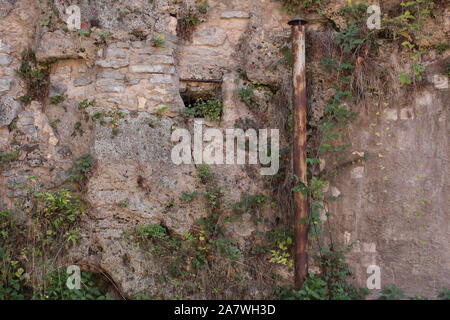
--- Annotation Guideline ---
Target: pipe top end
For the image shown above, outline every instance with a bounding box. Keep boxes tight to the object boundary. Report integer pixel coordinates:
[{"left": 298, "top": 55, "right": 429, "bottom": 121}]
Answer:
[{"left": 288, "top": 17, "right": 308, "bottom": 26}]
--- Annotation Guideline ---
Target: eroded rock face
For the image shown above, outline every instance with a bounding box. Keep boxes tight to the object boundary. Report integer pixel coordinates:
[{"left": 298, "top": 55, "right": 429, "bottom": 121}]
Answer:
[
  {"left": 0, "top": 0, "right": 449, "bottom": 299},
  {"left": 0, "top": 95, "right": 20, "bottom": 126},
  {"left": 0, "top": 0, "right": 15, "bottom": 19}
]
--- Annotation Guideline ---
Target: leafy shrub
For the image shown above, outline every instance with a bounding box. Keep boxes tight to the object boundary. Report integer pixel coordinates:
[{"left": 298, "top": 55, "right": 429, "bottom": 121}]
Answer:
[
  {"left": 435, "top": 44, "right": 449, "bottom": 53},
  {"left": 276, "top": 269, "right": 366, "bottom": 300},
  {"left": 183, "top": 98, "right": 223, "bottom": 123},
  {"left": 196, "top": 212, "right": 222, "bottom": 238},
  {"left": 438, "top": 288, "right": 450, "bottom": 300},
  {"left": 411, "top": 64, "right": 425, "bottom": 81},
  {"left": 33, "top": 189, "right": 85, "bottom": 246},
  {"left": 378, "top": 284, "right": 406, "bottom": 300},
  {"left": 275, "top": 275, "right": 328, "bottom": 300},
  {"left": 135, "top": 224, "right": 170, "bottom": 242},
  {"left": 78, "top": 99, "right": 95, "bottom": 110},
  {"left": 269, "top": 238, "right": 293, "bottom": 268},
  {"left": 335, "top": 21, "right": 365, "bottom": 53},
  {"left": 210, "top": 237, "right": 242, "bottom": 261},
  {"left": 1, "top": 189, "right": 85, "bottom": 299},
  {"left": 384, "top": 0, "right": 435, "bottom": 36},
  {"left": 177, "top": 14, "right": 202, "bottom": 40},
  {"left": 34, "top": 268, "right": 111, "bottom": 300},
  {"left": 0, "top": 210, "right": 26, "bottom": 300},
  {"left": 238, "top": 88, "right": 259, "bottom": 109}
]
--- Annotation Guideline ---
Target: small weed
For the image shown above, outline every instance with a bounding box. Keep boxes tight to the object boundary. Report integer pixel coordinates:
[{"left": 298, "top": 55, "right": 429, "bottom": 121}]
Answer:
[
  {"left": 49, "top": 94, "right": 66, "bottom": 105},
  {"left": 19, "top": 95, "right": 30, "bottom": 105},
  {"left": 118, "top": 200, "right": 128, "bottom": 208},
  {"left": 154, "top": 106, "right": 169, "bottom": 119},
  {"left": 400, "top": 72, "right": 412, "bottom": 85},
  {"left": 181, "top": 191, "right": 199, "bottom": 202},
  {"left": 151, "top": 35, "right": 165, "bottom": 47},
  {"left": 0, "top": 151, "right": 19, "bottom": 168},
  {"left": 67, "top": 154, "right": 95, "bottom": 189},
  {"left": 196, "top": 0, "right": 209, "bottom": 14},
  {"left": 72, "top": 121, "right": 83, "bottom": 136},
  {"left": 196, "top": 164, "right": 212, "bottom": 183},
  {"left": 77, "top": 99, "right": 95, "bottom": 122},
  {"left": 411, "top": 64, "right": 425, "bottom": 81},
  {"left": 165, "top": 201, "right": 176, "bottom": 209},
  {"left": 278, "top": 45, "right": 293, "bottom": 67},
  {"left": 91, "top": 112, "right": 104, "bottom": 122},
  {"left": 435, "top": 44, "right": 449, "bottom": 53},
  {"left": 205, "top": 190, "right": 220, "bottom": 209},
  {"left": 147, "top": 119, "right": 157, "bottom": 127}
]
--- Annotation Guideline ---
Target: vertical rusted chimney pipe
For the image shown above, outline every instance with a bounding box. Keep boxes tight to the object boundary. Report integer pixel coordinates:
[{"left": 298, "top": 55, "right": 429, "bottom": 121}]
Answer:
[{"left": 288, "top": 17, "right": 309, "bottom": 290}]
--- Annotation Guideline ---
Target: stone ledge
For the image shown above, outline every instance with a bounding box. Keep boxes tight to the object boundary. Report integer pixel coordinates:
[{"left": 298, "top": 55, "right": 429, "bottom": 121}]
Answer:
[
  {"left": 97, "top": 70, "right": 126, "bottom": 80},
  {"left": 132, "top": 47, "right": 174, "bottom": 56},
  {"left": 130, "top": 65, "right": 176, "bottom": 74},
  {"left": 73, "top": 75, "right": 92, "bottom": 87},
  {"left": 192, "top": 28, "right": 227, "bottom": 47},
  {"left": 131, "top": 55, "right": 174, "bottom": 65},
  {"left": 96, "top": 59, "right": 130, "bottom": 69},
  {"left": 106, "top": 48, "right": 128, "bottom": 59},
  {"left": 148, "top": 74, "right": 173, "bottom": 84}
]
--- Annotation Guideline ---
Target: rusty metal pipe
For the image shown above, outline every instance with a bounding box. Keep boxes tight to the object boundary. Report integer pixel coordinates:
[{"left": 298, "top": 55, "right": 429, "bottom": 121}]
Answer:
[{"left": 288, "top": 17, "right": 309, "bottom": 290}]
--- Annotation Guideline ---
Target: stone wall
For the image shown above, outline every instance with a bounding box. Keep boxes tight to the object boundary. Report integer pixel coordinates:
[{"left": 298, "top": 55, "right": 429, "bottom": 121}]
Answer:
[{"left": 0, "top": 0, "right": 448, "bottom": 299}]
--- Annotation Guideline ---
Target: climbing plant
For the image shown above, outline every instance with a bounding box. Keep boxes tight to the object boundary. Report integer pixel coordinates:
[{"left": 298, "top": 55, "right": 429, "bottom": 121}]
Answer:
[{"left": 274, "top": 2, "right": 376, "bottom": 300}]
